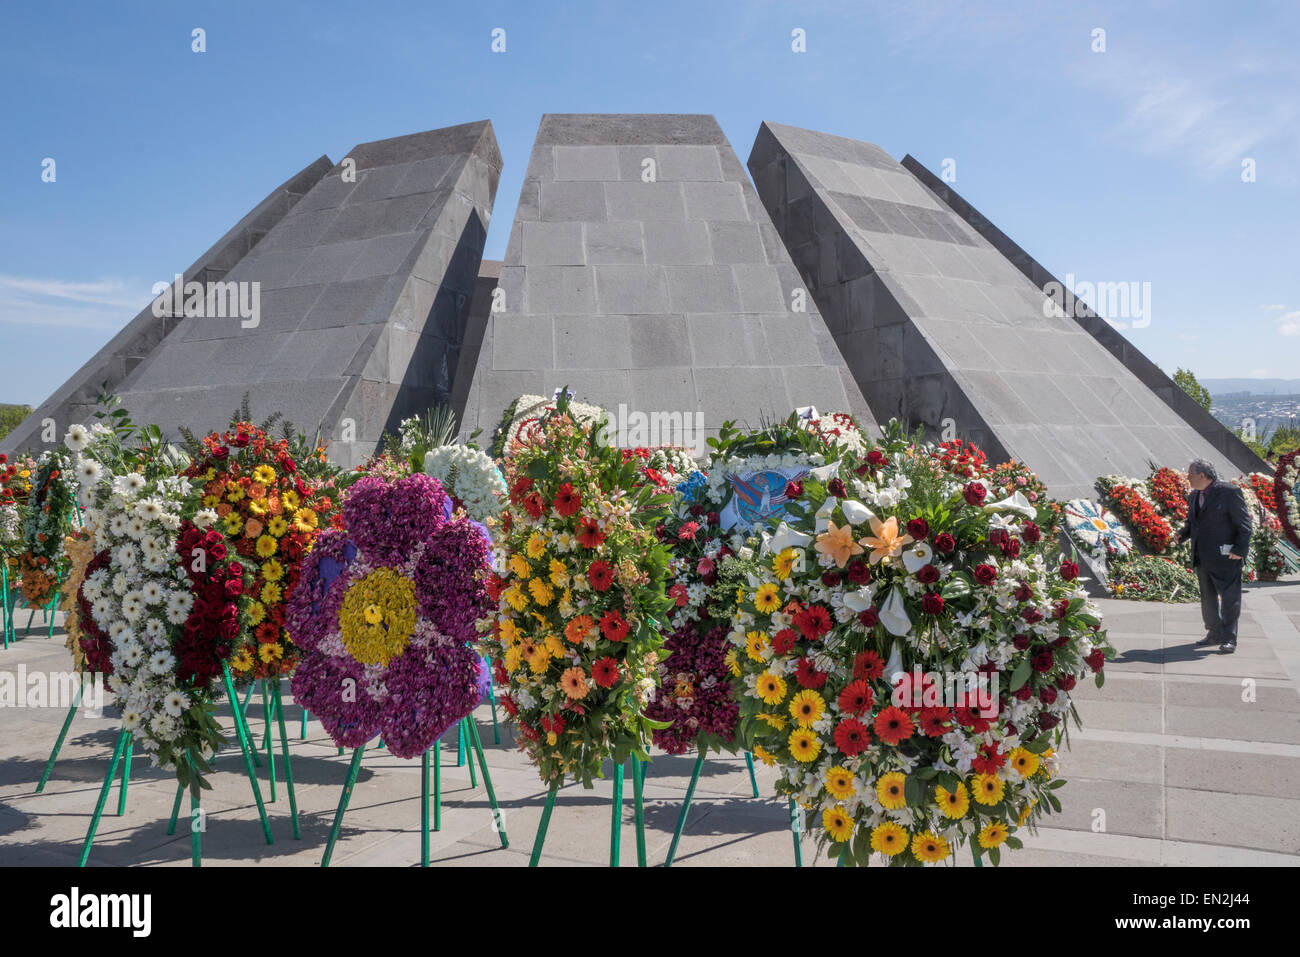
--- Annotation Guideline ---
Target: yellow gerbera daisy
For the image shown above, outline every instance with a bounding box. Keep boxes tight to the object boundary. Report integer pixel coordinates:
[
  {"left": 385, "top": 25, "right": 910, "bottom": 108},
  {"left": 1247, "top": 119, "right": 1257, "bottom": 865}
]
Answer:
[
  {"left": 252, "top": 464, "right": 277, "bottom": 485},
  {"left": 503, "top": 645, "right": 523, "bottom": 674},
  {"left": 281, "top": 489, "right": 300, "bottom": 512},
  {"left": 978, "top": 821, "right": 1008, "bottom": 849},
  {"left": 548, "top": 557, "right": 569, "bottom": 587},
  {"left": 498, "top": 618, "right": 522, "bottom": 643},
  {"left": 260, "top": 582, "right": 282, "bottom": 605},
  {"left": 972, "top": 772, "right": 1005, "bottom": 806},
  {"left": 745, "top": 629, "right": 769, "bottom": 662},
  {"left": 508, "top": 554, "right": 531, "bottom": 579},
  {"left": 935, "top": 781, "right": 970, "bottom": 819},
  {"left": 526, "top": 532, "right": 547, "bottom": 560},
  {"left": 267, "top": 515, "right": 289, "bottom": 537},
  {"left": 752, "top": 744, "right": 776, "bottom": 767},
  {"left": 870, "top": 822, "right": 908, "bottom": 857},
  {"left": 911, "top": 830, "right": 950, "bottom": 863},
  {"left": 1018, "top": 800, "right": 1035, "bottom": 827},
  {"left": 293, "top": 508, "right": 319, "bottom": 533},
  {"left": 223, "top": 513, "right": 244, "bottom": 535},
  {"left": 1008, "top": 747, "right": 1040, "bottom": 778},
  {"left": 788, "top": 728, "right": 822, "bottom": 763},
  {"left": 503, "top": 584, "right": 529, "bottom": 612},
  {"left": 246, "top": 601, "right": 266, "bottom": 626},
  {"left": 528, "top": 578, "right": 555, "bottom": 606},
  {"left": 754, "top": 582, "right": 781, "bottom": 614},
  {"left": 758, "top": 711, "right": 788, "bottom": 731},
  {"left": 225, "top": 482, "right": 245, "bottom": 503},
  {"left": 822, "top": 805, "right": 854, "bottom": 843},
  {"left": 772, "top": 548, "right": 798, "bottom": 581},
  {"left": 261, "top": 559, "right": 284, "bottom": 582},
  {"left": 724, "top": 647, "right": 740, "bottom": 677},
  {"left": 543, "top": 633, "right": 566, "bottom": 660},
  {"left": 258, "top": 642, "right": 284, "bottom": 664},
  {"left": 230, "top": 648, "right": 254, "bottom": 673},
  {"left": 876, "top": 772, "right": 908, "bottom": 810},
  {"left": 756, "top": 670, "right": 787, "bottom": 705},
  {"left": 788, "top": 689, "right": 826, "bottom": 727},
  {"left": 256, "top": 535, "right": 278, "bottom": 558},
  {"left": 825, "top": 765, "right": 856, "bottom": 801}
]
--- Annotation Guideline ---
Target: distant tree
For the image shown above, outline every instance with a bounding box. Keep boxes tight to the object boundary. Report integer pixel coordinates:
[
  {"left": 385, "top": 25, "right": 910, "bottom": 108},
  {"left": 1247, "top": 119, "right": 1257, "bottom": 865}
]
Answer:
[
  {"left": 1269, "top": 426, "right": 1300, "bottom": 456},
  {"left": 0, "top": 404, "right": 31, "bottom": 442},
  {"left": 1173, "top": 368, "right": 1212, "bottom": 412}
]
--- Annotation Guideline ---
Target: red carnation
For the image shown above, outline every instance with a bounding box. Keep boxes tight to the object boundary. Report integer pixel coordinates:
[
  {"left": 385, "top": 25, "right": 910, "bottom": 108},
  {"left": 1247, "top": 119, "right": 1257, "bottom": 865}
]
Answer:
[
  {"left": 833, "top": 718, "right": 870, "bottom": 756},
  {"left": 867, "top": 449, "right": 887, "bottom": 467},
  {"left": 873, "top": 706, "right": 915, "bottom": 745}
]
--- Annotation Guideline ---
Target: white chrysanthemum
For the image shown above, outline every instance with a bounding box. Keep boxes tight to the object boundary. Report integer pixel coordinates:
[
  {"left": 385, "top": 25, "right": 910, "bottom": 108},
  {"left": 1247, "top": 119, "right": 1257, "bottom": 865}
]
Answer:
[
  {"left": 194, "top": 508, "right": 219, "bottom": 529},
  {"left": 144, "top": 618, "right": 168, "bottom": 643},
  {"left": 149, "top": 650, "right": 176, "bottom": 675},
  {"left": 140, "top": 581, "right": 164, "bottom": 605},
  {"left": 75, "top": 456, "right": 103, "bottom": 487},
  {"left": 121, "top": 709, "right": 142, "bottom": 731},
  {"left": 108, "top": 514, "right": 129, "bottom": 536},
  {"left": 112, "top": 472, "right": 147, "bottom": 497},
  {"left": 162, "top": 690, "right": 188, "bottom": 717}
]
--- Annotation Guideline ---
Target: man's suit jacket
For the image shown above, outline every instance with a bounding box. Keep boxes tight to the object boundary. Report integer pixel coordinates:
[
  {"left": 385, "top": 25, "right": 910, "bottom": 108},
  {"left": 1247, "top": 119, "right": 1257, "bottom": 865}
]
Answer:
[{"left": 1177, "top": 481, "right": 1253, "bottom": 575}]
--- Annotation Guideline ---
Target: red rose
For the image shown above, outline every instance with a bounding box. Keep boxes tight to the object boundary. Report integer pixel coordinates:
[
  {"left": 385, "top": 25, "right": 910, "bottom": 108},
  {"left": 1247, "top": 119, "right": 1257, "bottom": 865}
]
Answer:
[
  {"left": 209, "top": 541, "right": 228, "bottom": 561},
  {"left": 1032, "top": 649, "right": 1054, "bottom": 672},
  {"left": 1013, "top": 581, "right": 1033, "bottom": 602},
  {"left": 1038, "top": 713, "right": 1060, "bottom": 730},
  {"left": 706, "top": 511, "right": 720, "bottom": 526},
  {"left": 916, "top": 564, "right": 940, "bottom": 585},
  {"left": 784, "top": 480, "right": 803, "bottom": 499},
  {"left": 921, "top": 592, "right": 945, "bottom": 615},
  {"left": 218, "top": 619, "right": 239, "bottom": 640},
  {"left": 1022, "top": 607, "right": 1044, "bottom": 624},
  {"left": 212, "top": 446, "right": 230, "bottom": 460},
  {"left": 1053, "top": 599, "right": 1070, "bottom": 620},
  {"left": 933, "top": 533, "right": 956, "bottom": 554},
  {"left": 1039, "top": 686, "right": 1058, "bottom": 705},
  {"left": 974, "top": 564, "right": 997, "bottom": 586},
  {"left": 827, "top": 477, "right": 847, "bottom": 498},
  {"left": 224, "top": 579, "right": 244, "bottom": 598},
  {"left": 1058, "top": 674, "right": 1077, "bottom": 691},
  {"left": 906, "top": 518, "right": 929, "bottom": 540},
  {"left": 1013, "top": 685, "right": 1033, "bottom": 701},
  {"left": 821, "top": 570, "right": 842, "bottom": 588},
  {"left": 1085, "top": 649, "right": 1106, "bottom": 672},
  {"left": 1012, "top": 633, "right": 1031, "bottom": 650},
  {"left": 963, "top": 482, "right": 987, "bottom": 506},
  {"left": 846, "top": 560, "right": 871, "bottom": 585},
  {"left": 867, "top": 449, "right": 886, "bottom": 467},
  {"left": 1022, "top": 521, "right": 1042, "bottom": 544},
  {"left": 227, "top": 561, "right": 244, "bottom": 578},
  {"left": 1060, "top": 560, "right": 1079, "bottom": 582}
]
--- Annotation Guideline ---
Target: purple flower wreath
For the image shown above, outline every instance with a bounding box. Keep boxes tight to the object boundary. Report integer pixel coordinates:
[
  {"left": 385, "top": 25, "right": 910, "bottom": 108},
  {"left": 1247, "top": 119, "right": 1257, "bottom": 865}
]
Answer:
[{"left": 287, "top": 473, "right": 493, "bottom": 759}]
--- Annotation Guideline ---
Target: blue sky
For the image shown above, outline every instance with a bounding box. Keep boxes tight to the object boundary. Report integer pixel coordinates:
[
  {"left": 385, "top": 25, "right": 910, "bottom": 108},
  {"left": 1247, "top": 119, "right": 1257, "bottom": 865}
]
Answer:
[{"left": 2, "top": 0, "right": 1297, "bottom": 406}]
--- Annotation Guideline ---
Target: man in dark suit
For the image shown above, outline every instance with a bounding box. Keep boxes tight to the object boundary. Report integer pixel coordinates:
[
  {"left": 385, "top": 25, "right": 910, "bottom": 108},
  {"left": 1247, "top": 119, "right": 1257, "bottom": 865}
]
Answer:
[{"left": 1177, "top": 460, "right": 1253, "bottom": 653}]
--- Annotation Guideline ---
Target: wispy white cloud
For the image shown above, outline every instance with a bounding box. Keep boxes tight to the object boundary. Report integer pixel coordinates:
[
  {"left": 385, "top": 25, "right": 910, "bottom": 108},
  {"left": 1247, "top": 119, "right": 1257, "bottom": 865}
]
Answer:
[
  {"left": 0, "top": 274, "right": 148, "bottom": 330},
  {"left": 1262, "top": 304, "right": 1286, "bottom": 311}
]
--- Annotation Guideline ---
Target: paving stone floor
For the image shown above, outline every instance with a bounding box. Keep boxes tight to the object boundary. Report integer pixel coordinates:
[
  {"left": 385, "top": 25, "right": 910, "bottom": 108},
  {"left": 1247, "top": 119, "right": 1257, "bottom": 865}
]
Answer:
[{"left": 2, "top": 576, "right": 1297, "bottom": 867}]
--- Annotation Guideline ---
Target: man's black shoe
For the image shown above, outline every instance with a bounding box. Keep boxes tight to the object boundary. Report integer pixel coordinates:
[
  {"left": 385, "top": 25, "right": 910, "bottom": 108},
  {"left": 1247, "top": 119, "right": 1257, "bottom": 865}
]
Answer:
[
  {"left": 1219, "top": 641, "right": 1237, "bottom": 654},
  {"left": 1195, "top": 634, "right": 1219, "bottom": 647}
]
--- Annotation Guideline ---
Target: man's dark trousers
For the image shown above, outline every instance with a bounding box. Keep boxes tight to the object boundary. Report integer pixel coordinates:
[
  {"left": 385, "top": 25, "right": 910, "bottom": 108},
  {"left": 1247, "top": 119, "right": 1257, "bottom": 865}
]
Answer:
[{"left": 1197, "top": 563, "right": 1242, "bottom": 644}]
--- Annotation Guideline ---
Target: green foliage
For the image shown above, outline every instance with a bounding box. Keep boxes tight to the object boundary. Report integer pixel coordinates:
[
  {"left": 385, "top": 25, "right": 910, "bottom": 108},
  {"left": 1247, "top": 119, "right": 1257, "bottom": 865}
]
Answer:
[
  {"left": 1236, "top": 427, "right": 1268, "bottom": 459},
  {"left": 1172, "top": 368, "right": 1212, "bottom": 412},
  {"left": 0, "top": 403, "right": 31, "bottom": 441},
  {"left": 1268, "top": 426, "right": 1300, "bottom": 456}
]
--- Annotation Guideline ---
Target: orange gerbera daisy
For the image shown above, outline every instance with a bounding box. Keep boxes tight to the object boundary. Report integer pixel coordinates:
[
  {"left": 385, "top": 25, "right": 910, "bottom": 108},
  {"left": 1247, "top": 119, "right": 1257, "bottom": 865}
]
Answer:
[
  {"left": 564, "top": 614, "right": 596, "bottom": 644},
  {"left": 560, "top": 666, "right": 589, "bottom": 700}
]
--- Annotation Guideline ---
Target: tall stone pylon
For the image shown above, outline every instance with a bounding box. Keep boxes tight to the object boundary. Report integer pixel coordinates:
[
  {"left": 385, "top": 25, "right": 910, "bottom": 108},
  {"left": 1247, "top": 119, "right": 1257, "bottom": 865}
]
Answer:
[
  {"left": 8, "top": 121, "right": 501, "bottom": 467},
  {"left": 2, "top": 156, "right": 333, "bottom": 456},
  {"left": 750, "top": 121, "right": 1242, "bottom": 501},
  {"left": 454, "top": 114, "right": 875, "bottom": 449}
]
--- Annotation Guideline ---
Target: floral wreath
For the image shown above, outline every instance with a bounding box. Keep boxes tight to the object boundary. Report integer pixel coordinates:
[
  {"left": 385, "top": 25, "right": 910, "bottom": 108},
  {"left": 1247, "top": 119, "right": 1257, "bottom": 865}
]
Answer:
[
  {"left": 1064, "top": 499, "right": 1133, "bottom": 560},
  {"left": 288, "top": 473, "right": 491, "bottom": 759},
  {"left": 1275, "top": 451, "right": 1300, "bottom": 551}
]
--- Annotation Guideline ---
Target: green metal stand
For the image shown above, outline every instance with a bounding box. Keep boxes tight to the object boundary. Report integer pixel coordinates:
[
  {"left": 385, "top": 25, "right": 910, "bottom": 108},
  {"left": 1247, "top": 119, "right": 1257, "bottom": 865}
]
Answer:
[
  {"left": 972, "top": 846, "right": 984, "bottom": 867},
  {"left": 664, "top": 753, "right": 704, "bottom": 867},
  {"left": 271, "top": 680, "right": 300, "bottom": 839},
  {"left": 300, "top": 707, "right": 309, "bottom": 740},
  {"left": 790, "top": 799, "right": 803, "bottom": 867},
  {"left": 322, "top": 716, "right": 507, "bottom": 867},
  {"left": 531, "top": 758, "right": 644, "bottom": 867},
  {"left": 222, "top": 665, "right": 274, "bottom": 844},
  {"left": 78, "top": 730, "right": 130, "bottom": 866},
  {"left": 456, "top": 722, "right": 465, "bottom": 766},
  {"left": 484, "top": 656, "right": 501, "bottom": 744},
  {"left": 1, "top": 560, "right": 12, "bottom": 649},
  {"left": 117, "top": 736, "right": 132, "bottom": 816},
  {"left": 36, "top": 683, "right": 85, "bottom": 792},
  {"left": 744, "top": 750, "right": 759, "bottom": 797}
]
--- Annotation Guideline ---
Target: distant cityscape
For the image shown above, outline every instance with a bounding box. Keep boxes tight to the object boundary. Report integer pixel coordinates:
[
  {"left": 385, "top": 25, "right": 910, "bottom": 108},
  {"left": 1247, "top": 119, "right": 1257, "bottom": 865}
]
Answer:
[{"left": 1209, "top": 392, "right": 1300, "bottom": 443}]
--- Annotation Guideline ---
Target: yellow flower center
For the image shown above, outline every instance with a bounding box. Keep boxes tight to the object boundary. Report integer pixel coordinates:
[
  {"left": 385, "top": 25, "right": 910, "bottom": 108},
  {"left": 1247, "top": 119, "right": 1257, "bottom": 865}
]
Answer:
[{"left": 339, "top": 567, "right": 417, "bottom": 666}]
